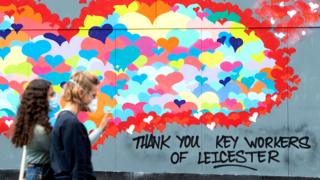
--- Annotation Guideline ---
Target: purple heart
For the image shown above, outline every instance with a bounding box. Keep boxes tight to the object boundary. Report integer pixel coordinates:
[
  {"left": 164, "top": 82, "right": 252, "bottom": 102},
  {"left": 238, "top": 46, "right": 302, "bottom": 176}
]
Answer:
[
  {"left": 89, "top": 24, "right": 113, "bottom": 43},
  {"left": 217, "top": 36, "right": 226, "bottom": 44},
  {"left": 174, "top": 99, "right": 186, "bottom": 108},
  {"left": 229, "top": 37, "right": 243, "bottom": 52},
  {"left": 0, "top": 29, "right": 11, "bottom": 39},
  {"left": 44, "top": 33, "right": 66, "bottom": 46},
  {"left": 11, "top": 24, "right": 23, "bottom": 33},
  {"left": 219, "top": 77, "right": 231, "bottom": 86}
]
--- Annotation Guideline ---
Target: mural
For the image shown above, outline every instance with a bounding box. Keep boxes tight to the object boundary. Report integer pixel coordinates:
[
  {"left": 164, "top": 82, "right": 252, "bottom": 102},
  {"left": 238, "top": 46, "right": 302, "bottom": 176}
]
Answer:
[{"left": 0, "top": 0, "right": 318, "bottom": 151}]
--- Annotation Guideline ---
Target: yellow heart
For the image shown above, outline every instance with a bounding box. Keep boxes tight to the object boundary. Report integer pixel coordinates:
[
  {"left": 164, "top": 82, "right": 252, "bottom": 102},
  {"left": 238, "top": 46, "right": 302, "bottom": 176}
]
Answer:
[
  {"left": 169, "top": 59, "right": 184, "bottom": 69},
  {"left": 251, "top": 51, "right": 265, "bottom": 64},
  {"left": 199, "top": 51, "right": 224, "bottom": 68},
  {"left": 133, "top": 55, "right": 147, "bottom": 68}
]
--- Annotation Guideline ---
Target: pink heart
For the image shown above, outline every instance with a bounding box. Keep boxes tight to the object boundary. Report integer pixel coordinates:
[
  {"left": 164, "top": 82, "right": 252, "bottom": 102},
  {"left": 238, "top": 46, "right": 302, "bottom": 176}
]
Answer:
[
  {"left": 32, "top": 66, "right": 53, "bottom": 74},
  {"left": 220, "top": 61, "right": 242, "bottom": 72}
]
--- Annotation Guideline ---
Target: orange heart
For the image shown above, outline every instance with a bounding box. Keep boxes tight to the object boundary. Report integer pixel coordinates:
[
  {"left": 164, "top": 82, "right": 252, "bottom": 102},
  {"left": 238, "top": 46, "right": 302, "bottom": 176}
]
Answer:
[{"left": 157, "top": 37, "right": 179, "bottom": 52}]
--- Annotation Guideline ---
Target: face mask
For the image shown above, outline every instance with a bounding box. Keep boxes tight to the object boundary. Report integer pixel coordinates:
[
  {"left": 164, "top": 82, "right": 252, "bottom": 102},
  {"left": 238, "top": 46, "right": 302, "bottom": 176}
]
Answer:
[
  {"left": 49, "top": 96, "right": 59, "bottom": 110},
  {"left": 87, "top": 97, "right": 98, "bottom": 112}
]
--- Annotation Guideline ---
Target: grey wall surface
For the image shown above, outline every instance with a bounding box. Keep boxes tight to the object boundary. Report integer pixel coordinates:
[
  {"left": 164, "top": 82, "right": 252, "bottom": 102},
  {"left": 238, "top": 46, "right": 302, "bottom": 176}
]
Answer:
[{"left": 0, "top": 0, "right": 319, "bottom": 178}]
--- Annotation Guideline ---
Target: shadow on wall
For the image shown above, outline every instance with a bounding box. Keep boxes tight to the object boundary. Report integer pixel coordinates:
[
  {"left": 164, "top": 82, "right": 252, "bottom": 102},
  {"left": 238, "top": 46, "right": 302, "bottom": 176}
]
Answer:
[{"left": 0, "top": 170, "right": 319, "bottom": 180}]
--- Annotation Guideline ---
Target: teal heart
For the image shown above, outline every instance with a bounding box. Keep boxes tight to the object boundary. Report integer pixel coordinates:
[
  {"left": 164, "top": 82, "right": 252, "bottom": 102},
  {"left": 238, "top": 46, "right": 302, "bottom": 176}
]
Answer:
[
  {"left": 132, "top": 74, "right": 147, "bottom": 84},
  {"left": 241, "top": 77, "right": 255, "bottom": 89},
  {"left": 195, "top": 76, "right": 208, "bottom": 85},
  {"left": 232, "top": 64, "right": 243, "bottom": 73},
  {"left": 45, "top": 55, "right": 64, "bottom": 68},
  {"left": 0, "top": 47, "right": 10, "bottom": 60},
  {"left": 79, "top": 49, "right": 98, "bottom": 61},
  {"left": 22, "top": 40, "right": 51, "bottom": 61}
]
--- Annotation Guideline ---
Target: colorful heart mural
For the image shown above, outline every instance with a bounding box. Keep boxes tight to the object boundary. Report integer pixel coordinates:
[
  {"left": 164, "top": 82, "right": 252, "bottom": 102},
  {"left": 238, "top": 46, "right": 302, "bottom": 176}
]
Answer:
[{"left": 0, "top": 0, "right": 318, "bottom": 149}]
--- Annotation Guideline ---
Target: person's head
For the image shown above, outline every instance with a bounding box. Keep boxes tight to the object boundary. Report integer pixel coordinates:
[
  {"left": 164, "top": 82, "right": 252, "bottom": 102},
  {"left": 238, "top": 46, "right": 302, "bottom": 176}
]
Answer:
[
  {"left": 11, "top": 79, "right": 55, "bottom": 147},
  {"left": 62, "top": 71, "right": 100, "bottom": 112}
]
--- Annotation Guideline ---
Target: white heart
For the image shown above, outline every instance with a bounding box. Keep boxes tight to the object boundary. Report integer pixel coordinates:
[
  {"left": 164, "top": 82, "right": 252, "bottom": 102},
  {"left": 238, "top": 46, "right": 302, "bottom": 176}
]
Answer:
[
  {"left": 275, "top": 32, "right": 286, "bottom": 39},
  {"left": 126, "top": 125, "right": 135, "bottom": 134},
  {"left": 271, "top": 94, "right": 278, "bottom": 101},
  {"left": 270, "top": 17, "right": 275, "bottom": 25},
  {"left": 309, "top": 2, "right": 319, "bottom": 12},
  {"left": 5, "top": 120, "right": 13, "bottom": 128},
  {"left": 194, "top": 112, "right": 203, "bottom": 119},
  {"left": 287, "top": 10, "right": 297, "bottom": 18},
  {"left": 302, "top": 30, "right": 306, "bottom": 36},
  {"left": 206, "top": 122, "right": 216, "bottom": 131},
  {"left": 143, "top": 115, "right": 153, "bottom": 124},
  {"left": 280, "top": 1, "right": 284, "bottom": 7},
  {"left": 249, "top": 112, "right": 259, "bottom": 123}
]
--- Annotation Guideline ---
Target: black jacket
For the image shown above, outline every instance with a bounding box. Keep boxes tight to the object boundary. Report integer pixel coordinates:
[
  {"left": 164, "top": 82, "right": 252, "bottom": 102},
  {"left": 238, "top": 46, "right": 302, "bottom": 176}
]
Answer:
[{"left": 50, "top": 110, "right": 96, "bottom": 180}]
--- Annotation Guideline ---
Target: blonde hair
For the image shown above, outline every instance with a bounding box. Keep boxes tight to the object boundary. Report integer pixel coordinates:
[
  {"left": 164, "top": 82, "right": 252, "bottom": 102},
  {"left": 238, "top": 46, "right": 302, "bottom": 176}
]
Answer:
[{"left": 62, "top": 71, "right": 100, "bottom": 104}]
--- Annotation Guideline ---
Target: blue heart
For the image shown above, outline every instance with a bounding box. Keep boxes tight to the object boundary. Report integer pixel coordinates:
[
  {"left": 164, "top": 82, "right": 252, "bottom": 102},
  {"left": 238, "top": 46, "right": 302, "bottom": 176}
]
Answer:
[
  {"left": 189, "top": 47, "right": 201, "bottom": 57},
  {"left": 101, "top": 85, "right": 117, "bottom": 98},
  {"left": 132, "top": 74, "right": 147, "bottom": 84},
  {"left": 115, "top": 109, "right": 134, "bottom": 121},
  {"left": 168, "top": 52, "right": 187, "bottom": 61},
  {"left": 138, "top": 93, "right": 152, "bottom": 102},
  {"left": 126, "top": 33, "right": 140, "bottom": 42},
  {"left": 0, "top": 29, "right": 11, "bottom": 39},
  {"left": 255, "top": 72, "right": 267, "bottom": 81},
  {"left": 195, "top": 76, "right": 208, "bottom": 85},
  {"left": 0, "top": 47, "right": 10, "bottom": 60},
  {"left": 229, "top": 36, "right": 243, "bottom": 52},
  {"left": 0, "top": 84, "right": 9, "bottom": 91},
  {"left": 79, "top": 49, "right": 98, "bottom": 61},
  {"left": 230, "top": 73, "right": 239, "bottom": 81},
  {"left": 143, "top": 104, "right": 162, "bottom": 114},
  {"left": 22, "top": 40, "right": 51, "bottom": 61},
  {"left": 88, "top": 24, "right": 113, "bottom": 43},
  {"left": 11, "top": 24, "right": 23, "bottom": 33},
  {"left": 101, "top": 79, "right": 127, "bottom": 98},
  {"left": 44, "top": 33, "right": 66, "bottom": 46},
  {"left": 152, "top": 48, "right": 164, "bottom": 56},
  {"left": 217, "top": 36, "right": 226, "bottom": 44},
  {"left": 244, "top": 99, "right": 258, "bottom": 109},
  {"left": 39, "top": 72, "right": 71, "bottom": 85},
  {"left": 232, "top": 64, "right": 243, "bottom": 73},
  {"left": 44, "top": 55, "right": 64, "bottom": 68},
  {"left": 219, "top": 76, "right": 231, "bottom": 86},
  {"left": 241, "top": 77, "right": 255, "bottom": 89},
  {"left": 109, "top": 46, "right": 140, "bottom": 71},
  {"left": 0, "top": 108, "right": 15, "bottom": 117},
  {"left": 174, "top": 99, "right": 186, "bottom": 108}
]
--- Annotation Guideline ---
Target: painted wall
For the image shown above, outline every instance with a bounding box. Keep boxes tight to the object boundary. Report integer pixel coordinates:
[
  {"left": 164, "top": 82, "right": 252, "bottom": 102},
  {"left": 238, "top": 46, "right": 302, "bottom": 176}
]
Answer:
[{"left": 0, "top": 0, "right": 319, "bottom": 178}]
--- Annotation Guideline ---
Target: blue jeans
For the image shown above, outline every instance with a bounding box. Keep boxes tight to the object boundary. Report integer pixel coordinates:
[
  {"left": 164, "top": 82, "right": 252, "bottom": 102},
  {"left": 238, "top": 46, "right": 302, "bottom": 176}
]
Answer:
[{"left": 25, "top": 164, "right": 52, "bottom": 180}]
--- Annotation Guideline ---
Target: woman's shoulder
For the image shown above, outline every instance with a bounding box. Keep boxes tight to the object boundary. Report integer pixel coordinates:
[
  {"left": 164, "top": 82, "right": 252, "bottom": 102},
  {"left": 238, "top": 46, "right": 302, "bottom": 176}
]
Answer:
[
  {"left": 56, "top": 110, "right": 80, "bottom": 127},
  {"left": 34, "top": 124, "right": 47, "bottom": 135}
]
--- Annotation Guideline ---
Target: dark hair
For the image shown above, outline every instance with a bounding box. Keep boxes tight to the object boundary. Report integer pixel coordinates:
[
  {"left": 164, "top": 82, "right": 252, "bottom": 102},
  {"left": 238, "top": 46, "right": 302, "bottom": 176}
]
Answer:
[{"left": 11, "top": 79, "right": 52, "bottom": 148}]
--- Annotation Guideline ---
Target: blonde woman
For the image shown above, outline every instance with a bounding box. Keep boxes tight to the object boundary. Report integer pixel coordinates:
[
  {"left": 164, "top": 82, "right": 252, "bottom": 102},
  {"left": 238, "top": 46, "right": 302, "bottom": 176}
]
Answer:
[{"left": 50, "top": 71, "right": 110, "bottom": 180}]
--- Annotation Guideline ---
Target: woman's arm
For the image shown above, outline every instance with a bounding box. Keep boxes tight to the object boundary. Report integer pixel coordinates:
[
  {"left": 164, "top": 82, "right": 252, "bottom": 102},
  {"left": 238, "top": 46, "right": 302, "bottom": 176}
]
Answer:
[
  {"left": 89, "top": 113, "right": 112, "bottom": 144},
  {"left": 89, "top": 128, "right": 103, "bottom": 144}
]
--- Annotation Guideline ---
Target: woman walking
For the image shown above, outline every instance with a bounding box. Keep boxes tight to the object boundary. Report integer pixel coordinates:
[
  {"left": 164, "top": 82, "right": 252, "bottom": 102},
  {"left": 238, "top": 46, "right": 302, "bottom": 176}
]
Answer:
[
  {"left": 12, "top": 79, "right": 56, "bottom": 180},
  {"left": 50, "top": 71, "right": 111, "bottom": 180}
]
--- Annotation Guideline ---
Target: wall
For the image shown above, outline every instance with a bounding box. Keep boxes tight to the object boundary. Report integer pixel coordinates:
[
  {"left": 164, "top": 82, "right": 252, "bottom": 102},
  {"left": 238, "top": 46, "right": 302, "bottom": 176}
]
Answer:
[{"left": 0, "top": 0, "right": 319, "bottom": 178}]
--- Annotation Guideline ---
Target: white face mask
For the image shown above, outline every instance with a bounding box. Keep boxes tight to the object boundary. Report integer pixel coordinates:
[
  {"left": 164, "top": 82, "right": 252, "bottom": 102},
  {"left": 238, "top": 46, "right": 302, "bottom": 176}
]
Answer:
[
  {"left": 87, "top": 97, "right": 98, "bottom": 112},
  {"left": 49, "top": 95, "right": 59, "bottom": 110}
]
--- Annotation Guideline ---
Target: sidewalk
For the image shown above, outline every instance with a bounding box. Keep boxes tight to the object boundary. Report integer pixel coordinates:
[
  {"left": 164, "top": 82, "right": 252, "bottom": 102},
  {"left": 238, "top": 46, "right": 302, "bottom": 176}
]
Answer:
[{"left": 0, "top": 170, "right": 318, "bottom": 180}]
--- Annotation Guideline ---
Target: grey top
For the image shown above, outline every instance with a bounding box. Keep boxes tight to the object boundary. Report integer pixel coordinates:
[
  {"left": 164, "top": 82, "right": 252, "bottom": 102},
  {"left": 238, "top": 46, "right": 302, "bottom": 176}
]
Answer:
[
  {"left": 25, "top": 123, "right": 103, "bottom": 165},
  {"left": 26, "top": 124, "right": 51, "bottom": 165}
]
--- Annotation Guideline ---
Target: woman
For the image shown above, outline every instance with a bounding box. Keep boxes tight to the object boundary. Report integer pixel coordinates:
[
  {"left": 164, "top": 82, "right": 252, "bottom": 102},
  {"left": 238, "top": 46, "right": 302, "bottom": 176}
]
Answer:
[
  {"left": 50, "top": 71, "right": 110, "bottom": 179},
  {"left": 11, "top": 79, "right": 56, "bottom": 180}
]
